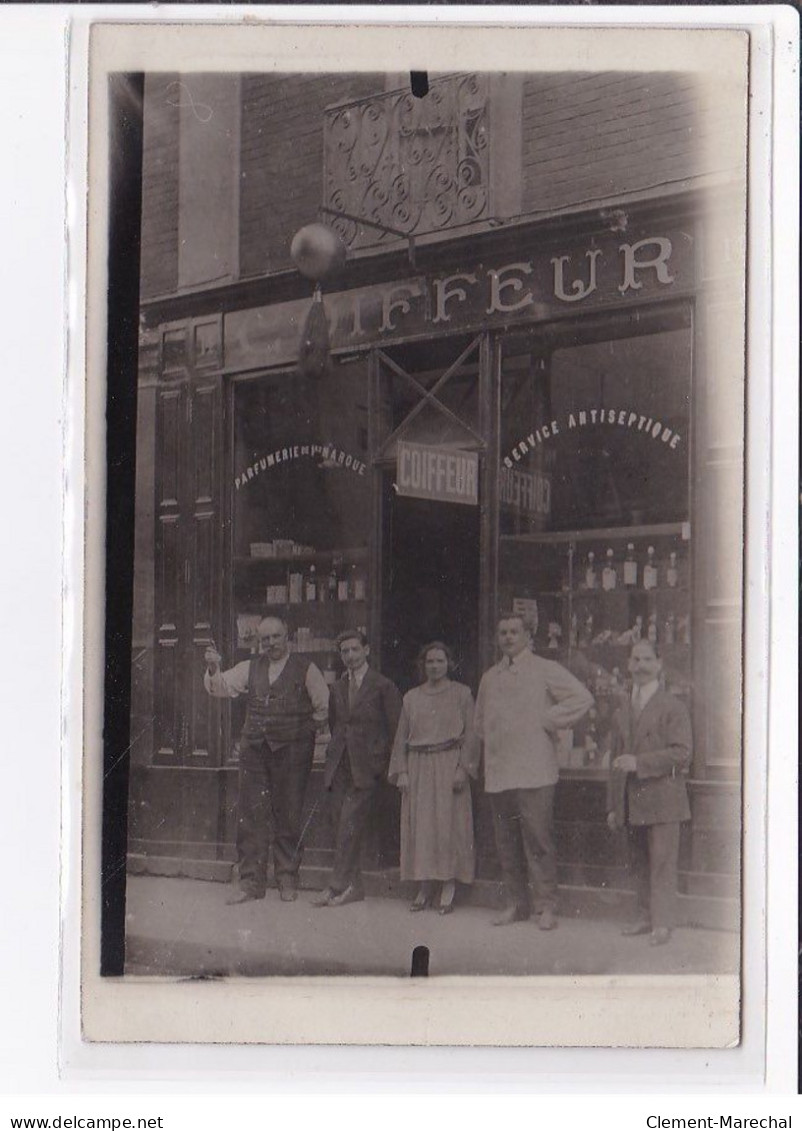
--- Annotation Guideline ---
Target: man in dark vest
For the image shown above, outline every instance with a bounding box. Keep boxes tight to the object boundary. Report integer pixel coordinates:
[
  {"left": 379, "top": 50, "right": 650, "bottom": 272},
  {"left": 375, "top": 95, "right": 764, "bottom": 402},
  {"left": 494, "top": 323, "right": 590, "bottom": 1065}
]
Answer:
[
  {"left": 204, "top": 616, "right": 329, "bottom": 904},
  {"left": 313, "top": 629, "right": 402, "bottom": 908}
]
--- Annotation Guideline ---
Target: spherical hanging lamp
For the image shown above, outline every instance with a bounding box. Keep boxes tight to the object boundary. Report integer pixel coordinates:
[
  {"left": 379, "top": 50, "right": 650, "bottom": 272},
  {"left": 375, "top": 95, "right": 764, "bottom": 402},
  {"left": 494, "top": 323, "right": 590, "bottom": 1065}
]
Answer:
[{"left": 290, "top": 223, "right": 346, "bottom": 282}]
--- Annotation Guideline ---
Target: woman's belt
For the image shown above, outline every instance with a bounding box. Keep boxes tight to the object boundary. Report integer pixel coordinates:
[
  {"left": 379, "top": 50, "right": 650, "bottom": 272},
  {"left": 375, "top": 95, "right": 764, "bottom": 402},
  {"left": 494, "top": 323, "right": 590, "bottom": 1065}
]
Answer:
[{"left": 406, "top": 738, "right": 462, "bottom": 754}]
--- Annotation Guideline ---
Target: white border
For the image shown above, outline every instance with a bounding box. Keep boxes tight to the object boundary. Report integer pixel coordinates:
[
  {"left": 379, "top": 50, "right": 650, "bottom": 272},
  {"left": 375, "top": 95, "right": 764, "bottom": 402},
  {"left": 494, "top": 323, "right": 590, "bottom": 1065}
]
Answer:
[{"left": 0, "top": 1, "right": 794, "bottom": 1097}]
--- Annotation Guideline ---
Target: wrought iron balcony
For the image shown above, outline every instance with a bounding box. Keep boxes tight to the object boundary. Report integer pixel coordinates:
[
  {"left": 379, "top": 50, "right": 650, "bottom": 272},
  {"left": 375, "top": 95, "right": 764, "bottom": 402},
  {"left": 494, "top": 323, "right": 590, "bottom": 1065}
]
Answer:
[{"left": 323, "top": 73, "right": 492, "bottom": 251}]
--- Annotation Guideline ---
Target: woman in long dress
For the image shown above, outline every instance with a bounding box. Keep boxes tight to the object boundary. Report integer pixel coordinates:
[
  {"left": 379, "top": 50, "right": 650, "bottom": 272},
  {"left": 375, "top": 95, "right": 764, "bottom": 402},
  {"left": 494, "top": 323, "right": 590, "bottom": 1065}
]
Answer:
[{"left": 388, "top": 642, "right": 476, "bottom": 914}]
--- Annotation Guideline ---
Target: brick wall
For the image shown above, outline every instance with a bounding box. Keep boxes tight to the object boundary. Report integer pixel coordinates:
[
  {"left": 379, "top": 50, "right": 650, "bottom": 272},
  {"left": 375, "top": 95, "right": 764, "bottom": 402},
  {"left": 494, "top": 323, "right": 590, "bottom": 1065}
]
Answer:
[
  {"left": 140, "top": 71, "right": 737, "bottom": 295},
  {"left": 521, "top": 73, "right": 706, "bottom": 215},
  {"left": 140, "top": 74, "right": 180, "bottom": 300},
  {"left": 239, "top": 73, "right": 379, "bottom": 277}
]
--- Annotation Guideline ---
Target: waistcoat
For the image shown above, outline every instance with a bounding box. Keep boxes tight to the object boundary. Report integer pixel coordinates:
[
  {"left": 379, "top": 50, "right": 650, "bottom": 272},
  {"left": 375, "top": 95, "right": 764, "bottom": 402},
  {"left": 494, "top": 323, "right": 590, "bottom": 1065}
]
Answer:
[{"left": 242, "top": 652, "right": 314, "bottom": 745}]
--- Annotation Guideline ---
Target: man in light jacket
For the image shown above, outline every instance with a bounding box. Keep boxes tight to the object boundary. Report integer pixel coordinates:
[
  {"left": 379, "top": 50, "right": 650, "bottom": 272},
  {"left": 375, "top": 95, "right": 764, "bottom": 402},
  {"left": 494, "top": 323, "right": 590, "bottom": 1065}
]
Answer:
[{"left": 474, "top": 611, "right": 593, "bottom": 929}]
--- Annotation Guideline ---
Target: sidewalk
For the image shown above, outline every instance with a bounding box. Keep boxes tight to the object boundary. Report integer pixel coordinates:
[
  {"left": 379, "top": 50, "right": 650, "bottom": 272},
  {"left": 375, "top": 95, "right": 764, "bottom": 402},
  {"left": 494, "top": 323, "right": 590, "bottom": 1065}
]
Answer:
[{"left": 124, "top": 875, "right": 739, "bottom": 978}]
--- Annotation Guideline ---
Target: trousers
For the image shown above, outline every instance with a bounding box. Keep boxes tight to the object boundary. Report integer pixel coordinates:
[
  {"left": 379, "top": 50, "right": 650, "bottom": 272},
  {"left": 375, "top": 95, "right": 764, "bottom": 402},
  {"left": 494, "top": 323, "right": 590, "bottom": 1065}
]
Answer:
[
  {"left": 489, "top": 785, "right": 557, "bottom": 914},
  {"left": 627, "top": 821, "right": 681, "bottom": 930},
  {"left": 328, "top": 758, "right": 380, "bottom": 894},
  {"left": 235, "top": 735, "right": 315, "bottom": 894}
]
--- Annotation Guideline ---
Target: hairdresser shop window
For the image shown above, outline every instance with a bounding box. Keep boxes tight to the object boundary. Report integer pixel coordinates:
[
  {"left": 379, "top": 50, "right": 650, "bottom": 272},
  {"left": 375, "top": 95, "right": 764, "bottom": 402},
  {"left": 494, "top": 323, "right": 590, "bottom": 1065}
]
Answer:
[{"left": 499, "top": 310, "right": 692, "bottom": 536}]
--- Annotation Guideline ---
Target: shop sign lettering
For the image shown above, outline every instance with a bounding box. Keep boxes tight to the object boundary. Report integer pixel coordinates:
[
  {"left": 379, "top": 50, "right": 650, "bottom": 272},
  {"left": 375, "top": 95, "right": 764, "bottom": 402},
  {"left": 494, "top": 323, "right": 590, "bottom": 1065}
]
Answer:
[
  {"left": 224, "top": 228, "right": 693, "bottom": 371},
  {"left": 503, "top": 407, "right": 683, "bottom": 470},
  {"left": 499, "top": 466, "right": 551, "bottom": 518},
  {"left": 396, "top": 441, "right": 479, "bottom": 506},
  {"left": 234, "top": 443, "right": 367, "bottom": 490}
]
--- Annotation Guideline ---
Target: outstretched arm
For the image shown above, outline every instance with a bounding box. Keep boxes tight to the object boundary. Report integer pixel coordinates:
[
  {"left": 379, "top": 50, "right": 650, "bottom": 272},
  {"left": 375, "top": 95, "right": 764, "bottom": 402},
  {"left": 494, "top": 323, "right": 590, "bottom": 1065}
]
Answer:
[{"left": 203, "top": 651, "right": 250, "bottom": 698}]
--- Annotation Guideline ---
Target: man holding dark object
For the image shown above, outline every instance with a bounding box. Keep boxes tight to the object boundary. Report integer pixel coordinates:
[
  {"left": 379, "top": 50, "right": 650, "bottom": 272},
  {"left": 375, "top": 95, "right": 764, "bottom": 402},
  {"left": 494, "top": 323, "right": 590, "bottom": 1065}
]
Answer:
[
  {"left": 204, "top": 616, "right": 329, "bottom": 904},
  {"left": 474, "top": 611, "right": 593, "bottom": 930},
  {"left": 313, "top": 629, "right": 402, "bottom": 908}
]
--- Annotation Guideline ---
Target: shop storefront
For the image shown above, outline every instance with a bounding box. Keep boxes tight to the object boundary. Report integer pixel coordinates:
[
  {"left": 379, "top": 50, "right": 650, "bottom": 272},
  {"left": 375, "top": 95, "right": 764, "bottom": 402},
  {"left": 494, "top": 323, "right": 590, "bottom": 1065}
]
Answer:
[{"left": 131, "top": 191, "right": 741, "bottom": 927}]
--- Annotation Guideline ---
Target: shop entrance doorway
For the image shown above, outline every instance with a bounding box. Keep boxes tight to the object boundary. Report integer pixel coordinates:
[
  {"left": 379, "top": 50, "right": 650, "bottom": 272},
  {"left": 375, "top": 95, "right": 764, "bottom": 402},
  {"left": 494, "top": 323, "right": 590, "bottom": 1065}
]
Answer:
[
  {"left": 381, "top": 472, "right": 481, "bottom": 694},
  {"left": 372, "top": 334, "right": 485, "bottom": 694}
]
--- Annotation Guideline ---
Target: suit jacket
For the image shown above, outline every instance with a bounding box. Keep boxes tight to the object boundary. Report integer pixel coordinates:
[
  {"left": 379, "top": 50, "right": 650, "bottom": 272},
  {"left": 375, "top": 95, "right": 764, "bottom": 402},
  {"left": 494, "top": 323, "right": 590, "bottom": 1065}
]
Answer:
[
  {"left": 324, "top": 667, "right": 403, "bottom": 790},
  {"left": 607, "top": 688, "right": 692, "bottom": 826}
]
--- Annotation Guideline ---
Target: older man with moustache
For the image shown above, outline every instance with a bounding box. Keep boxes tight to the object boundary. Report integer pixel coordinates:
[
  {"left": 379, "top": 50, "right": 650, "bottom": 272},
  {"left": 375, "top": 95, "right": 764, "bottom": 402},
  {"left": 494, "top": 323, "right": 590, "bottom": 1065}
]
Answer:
[
  {"left": 474, "top": 611, "right": 593, "bottom": 930},
  {"left": 204, "top": 616, "right": 329, "bottom": 904}
]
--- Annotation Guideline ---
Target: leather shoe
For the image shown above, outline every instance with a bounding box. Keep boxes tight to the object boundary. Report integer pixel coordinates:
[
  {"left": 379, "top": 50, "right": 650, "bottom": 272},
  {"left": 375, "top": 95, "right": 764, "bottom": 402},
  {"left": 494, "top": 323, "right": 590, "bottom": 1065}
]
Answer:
[
  {"left": 329, "top": 885, "right": 364, "bottom": 907},
  {"left": 649, "top": 927, "right": 672, "bottom": 947},
  {"left": 491, "top": 906, "right": 529, "bottom": 927},
  {"left": 537, "top": 908, "right": 557, "bottom": 931},
  {"left": 226, "top": 889, "right": 264, "bottom": 905},
  {"left": 621, "top": 920, "right": 652, "bottom": 937},
  {"left": 278, "top": 884, "right": 298, "bottom": 903},
  {"left": 311, "top": 888, "right": 338, "bottom": 908}
]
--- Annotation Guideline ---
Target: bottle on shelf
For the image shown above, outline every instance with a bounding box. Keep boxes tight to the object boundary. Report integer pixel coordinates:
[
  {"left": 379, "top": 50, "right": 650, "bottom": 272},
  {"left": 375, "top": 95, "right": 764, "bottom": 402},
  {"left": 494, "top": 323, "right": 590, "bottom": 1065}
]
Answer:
[
  {"left": 647, "top": 612, "right": 658, "bottom": 644},
  {"left": 304, "top": 563, "right": 317, "bottom": 603},
  {"left": 337, "top": 557, "right": 350, "bottom": 602},
  {"left": 664, "top": 612, "right": 676, "bottom": 645},
  {"left": 602, "top": 548, "right": 617, "bottom": 591},
  {"left": 632, "top": 615, "right": 643, "bottom": 642},
  {"left": 322, "top": 653, "right": 338, "bottom": 686},
  {"left": 327, "top": 559, "right": 339, "bottom": 603},
  {"left": 643, "top": 546, "right": 658, "bottom": 590},
  {"left": 569, "top": 612, "right": 578, "bottom": 648},
  {"left": 666, "top": 551, "right": 679, "bottom": 589},
  {"left": 351, "top": 561, "right": 367, "bottom": 602},
  {"left": 288, "top": 568, "right": 303, "bottom": 605},
  {"left": 584, "top": 551, "right": 597, "bottom": 591},
  {"left": 623, "top": 543, "right": 638, "bottom": 588},
  {"left": 584, "top": 705, "right": 599, "bottom": 766}
]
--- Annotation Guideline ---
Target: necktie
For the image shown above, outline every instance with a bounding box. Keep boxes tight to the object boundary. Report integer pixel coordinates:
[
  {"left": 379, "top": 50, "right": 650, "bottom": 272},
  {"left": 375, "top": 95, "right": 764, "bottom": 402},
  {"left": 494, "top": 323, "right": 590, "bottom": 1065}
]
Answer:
[
  {"left": 632, "top": 686, "right": 643, "bottom": 720},
  {"left": 348, "top": 674, "right": 357, "bottom": 707}
]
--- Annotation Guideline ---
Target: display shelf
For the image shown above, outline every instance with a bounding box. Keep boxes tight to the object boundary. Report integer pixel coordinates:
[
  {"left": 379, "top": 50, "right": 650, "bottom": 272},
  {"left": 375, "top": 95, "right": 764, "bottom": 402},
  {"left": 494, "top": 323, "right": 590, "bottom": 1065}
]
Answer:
[
  {"left": 500, "top": 521, "right": 688, "bottom": 545},
  {"left": 570, "top": 585, "right": 688, "bottom": 597},
  {"left": 234, "top": 546, "right": 368, "bottom": 568},
  {"left": 236, "top": 600, "right": 368, "bottom": 614}
]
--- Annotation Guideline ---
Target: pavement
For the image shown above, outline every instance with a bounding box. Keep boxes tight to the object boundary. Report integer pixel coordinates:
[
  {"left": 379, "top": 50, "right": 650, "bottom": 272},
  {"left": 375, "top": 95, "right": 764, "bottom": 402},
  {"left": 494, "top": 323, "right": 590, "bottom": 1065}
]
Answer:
[{"left": 124, "top": 875, "right": 739, "bottom": 978}]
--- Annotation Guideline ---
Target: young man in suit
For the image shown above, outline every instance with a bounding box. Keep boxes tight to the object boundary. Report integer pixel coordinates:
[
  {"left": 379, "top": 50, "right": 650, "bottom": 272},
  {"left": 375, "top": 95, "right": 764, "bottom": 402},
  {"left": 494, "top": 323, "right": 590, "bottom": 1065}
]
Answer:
[
  {"left": 607, "top": 639, "right": 693, "bottom": 946},
  {"left": 312, "top": 629, "right": 402, "bottom": 908}
]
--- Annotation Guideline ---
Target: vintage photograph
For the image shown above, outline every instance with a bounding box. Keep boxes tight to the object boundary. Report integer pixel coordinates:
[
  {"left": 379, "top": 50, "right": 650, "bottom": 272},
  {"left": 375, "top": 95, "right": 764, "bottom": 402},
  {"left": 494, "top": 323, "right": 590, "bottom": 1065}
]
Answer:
[{"left": 88, "top": 22, "right": 749, "bottom": 1043}]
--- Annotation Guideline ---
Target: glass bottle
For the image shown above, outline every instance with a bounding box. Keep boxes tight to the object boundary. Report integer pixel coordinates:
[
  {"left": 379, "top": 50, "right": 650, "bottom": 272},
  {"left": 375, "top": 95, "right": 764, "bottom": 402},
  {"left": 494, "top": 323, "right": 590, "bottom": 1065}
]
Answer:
[
  {"left": 288, "top": 568, "right": 303, "bottom": 605},
  {"left": 623, "top": 543, "right": 638, "bottom": 587},
  {"left": 337, "top": 559, "right": 350, "bottom": 602},
  {"left": 327, "top": 559, "right": 338, "bottom": 603},
  {"left": 647, "top": 612, "right": 658, "bottom": 643},
  {"left": 643, "top": 546, "right": 658, "bottom": 590},
  {"left": 602, "top": 548, "right": 617, "bottom": 591},
  {"left": 304, "top": 563, "right": 317, "bottom": 603},
  {"left": 352, "top": 562, "right": 367, "bottom": 602},
  {"left": 569, "top": 612, "right": 578, "bottom": 648},
  {"left": 666, "top": 551, "right": 679, "bottom": 589},
  {"left": 584, "top": 705, "right": 599, "bottom": 766},
  {"left": 664, "top": 612, "right": 676, "bottom": 645},
  {"left": 584, "top": 551, "right": 597, "bottom": 590},
  {"left": 323, "top": 653, "right": 338, "bottom": 686}
]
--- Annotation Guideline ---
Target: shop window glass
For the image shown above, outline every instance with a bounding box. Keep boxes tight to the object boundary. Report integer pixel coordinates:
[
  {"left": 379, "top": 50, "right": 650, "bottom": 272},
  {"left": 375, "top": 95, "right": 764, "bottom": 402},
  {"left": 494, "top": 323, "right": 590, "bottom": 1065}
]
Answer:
[
  {"left": 230, "top": 360, "right": 371, "bottom": 690},
  {"left": 498, "top": 313, "right": 693, "bottom": 775}
]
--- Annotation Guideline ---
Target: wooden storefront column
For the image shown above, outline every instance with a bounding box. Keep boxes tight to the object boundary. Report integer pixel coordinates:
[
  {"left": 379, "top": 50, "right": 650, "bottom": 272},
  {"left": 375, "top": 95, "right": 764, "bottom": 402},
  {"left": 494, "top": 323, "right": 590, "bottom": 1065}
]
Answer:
[{"left": 479, "top": 332, "right": 500, "bottom": 672}]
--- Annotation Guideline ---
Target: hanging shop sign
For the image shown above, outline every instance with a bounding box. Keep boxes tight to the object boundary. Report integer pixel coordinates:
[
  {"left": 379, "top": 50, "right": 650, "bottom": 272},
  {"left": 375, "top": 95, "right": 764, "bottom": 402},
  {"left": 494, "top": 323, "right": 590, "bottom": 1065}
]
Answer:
[
  {"left": 396, "top": 441, "right": 479, "bottom": 506},
  {"left": 224, "top": 225, "right": 694, "bottom": 371}
]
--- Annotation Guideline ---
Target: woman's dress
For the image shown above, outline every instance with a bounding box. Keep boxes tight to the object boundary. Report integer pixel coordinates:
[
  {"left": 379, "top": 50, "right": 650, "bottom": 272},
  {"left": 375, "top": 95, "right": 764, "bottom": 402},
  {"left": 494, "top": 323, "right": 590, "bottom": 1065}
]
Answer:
[{"left": 389, "top": 681, "right": 476, "bottom": 883}]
